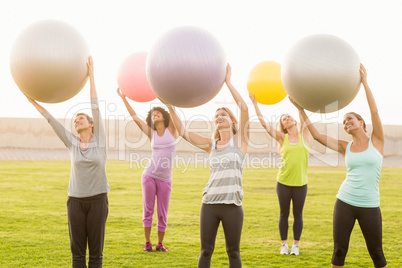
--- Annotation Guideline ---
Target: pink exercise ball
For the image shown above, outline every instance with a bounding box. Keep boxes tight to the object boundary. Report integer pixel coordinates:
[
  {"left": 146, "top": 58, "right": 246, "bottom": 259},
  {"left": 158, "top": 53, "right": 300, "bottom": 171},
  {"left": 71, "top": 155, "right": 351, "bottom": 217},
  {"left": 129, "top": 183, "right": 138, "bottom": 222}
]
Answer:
[
  {"left": 117, "top": 52, "right": 156, "bottom": 102},
  {"left": 146, "top": 26, "right": 227, "bottom": 108},
  {"left": 10, "top": 20, "right": 90, "bottom": 103}
]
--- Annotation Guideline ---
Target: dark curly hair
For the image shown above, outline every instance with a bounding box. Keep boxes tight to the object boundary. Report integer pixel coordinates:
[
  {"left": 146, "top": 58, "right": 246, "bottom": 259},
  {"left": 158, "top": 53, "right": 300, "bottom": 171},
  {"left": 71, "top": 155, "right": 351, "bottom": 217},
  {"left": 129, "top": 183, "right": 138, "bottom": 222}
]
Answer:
[{"left": 146, "top": 107, "right": 170, "bottom": 130}]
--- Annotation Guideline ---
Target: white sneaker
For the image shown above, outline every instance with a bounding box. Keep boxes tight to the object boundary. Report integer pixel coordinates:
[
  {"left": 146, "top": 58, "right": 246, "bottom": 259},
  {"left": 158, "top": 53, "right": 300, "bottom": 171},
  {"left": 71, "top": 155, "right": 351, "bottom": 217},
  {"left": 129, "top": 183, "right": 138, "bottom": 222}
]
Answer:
[
  {"left": 280, "top": 243, "right": 289, "bottom": 255},
  {"left": 290, "top": 244, "right": 299, "bottom": 256}
]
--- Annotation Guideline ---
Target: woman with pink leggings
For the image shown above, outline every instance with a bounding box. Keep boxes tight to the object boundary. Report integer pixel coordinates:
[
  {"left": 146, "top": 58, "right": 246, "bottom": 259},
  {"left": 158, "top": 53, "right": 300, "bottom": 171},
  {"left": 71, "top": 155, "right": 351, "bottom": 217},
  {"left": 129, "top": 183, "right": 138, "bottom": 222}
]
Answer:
[{"left": 118, "top": 89, "right": 178, "bottom": 252}]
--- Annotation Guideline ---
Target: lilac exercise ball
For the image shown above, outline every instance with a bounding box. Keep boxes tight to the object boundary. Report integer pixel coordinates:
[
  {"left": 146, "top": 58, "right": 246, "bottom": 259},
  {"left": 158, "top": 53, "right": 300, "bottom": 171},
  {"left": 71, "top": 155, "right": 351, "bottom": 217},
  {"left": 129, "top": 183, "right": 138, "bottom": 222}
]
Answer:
[{"left": 146, "top": 26, "right": 227, "bottom": 108}]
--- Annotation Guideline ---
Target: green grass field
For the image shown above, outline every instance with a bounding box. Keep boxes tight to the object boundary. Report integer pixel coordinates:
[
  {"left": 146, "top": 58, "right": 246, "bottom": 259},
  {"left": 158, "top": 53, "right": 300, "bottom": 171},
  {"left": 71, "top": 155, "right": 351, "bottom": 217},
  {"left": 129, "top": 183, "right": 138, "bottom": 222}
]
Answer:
[{"left": 0, "top": 160, "right": 401, "bottom": 267}]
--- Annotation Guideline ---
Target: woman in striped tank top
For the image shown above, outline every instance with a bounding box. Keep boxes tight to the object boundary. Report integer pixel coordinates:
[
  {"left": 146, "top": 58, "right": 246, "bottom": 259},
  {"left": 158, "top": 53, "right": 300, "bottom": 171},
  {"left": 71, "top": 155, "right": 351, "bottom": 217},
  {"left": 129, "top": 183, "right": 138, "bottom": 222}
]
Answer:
[
  {"left": 291, "top": 64, "right": 387, "bottom": 268},
  {"left": 118, "top": 89, "right": 178, "bottom": 253},
  {"left": 166, "top": 64, "right": 249, "bottom": 268}
]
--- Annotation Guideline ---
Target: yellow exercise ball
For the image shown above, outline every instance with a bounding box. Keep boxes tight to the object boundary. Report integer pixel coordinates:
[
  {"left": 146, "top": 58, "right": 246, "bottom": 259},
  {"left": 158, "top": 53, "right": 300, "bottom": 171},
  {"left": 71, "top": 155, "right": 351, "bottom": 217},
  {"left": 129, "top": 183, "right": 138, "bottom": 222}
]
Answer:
[
  {"left": 10, "top": 20, "right": 90, "bottom": 103},
  {"left": 247, "top": 61, "right": 287, "bottom": 105}
]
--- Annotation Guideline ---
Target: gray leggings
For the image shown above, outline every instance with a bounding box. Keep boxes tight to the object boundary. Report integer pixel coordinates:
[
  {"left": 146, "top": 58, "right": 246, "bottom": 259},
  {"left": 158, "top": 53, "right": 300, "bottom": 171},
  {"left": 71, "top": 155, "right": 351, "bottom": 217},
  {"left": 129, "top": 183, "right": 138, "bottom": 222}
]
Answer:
[{"left": 198, "top": 203, "right": 243, "bottom": 268}]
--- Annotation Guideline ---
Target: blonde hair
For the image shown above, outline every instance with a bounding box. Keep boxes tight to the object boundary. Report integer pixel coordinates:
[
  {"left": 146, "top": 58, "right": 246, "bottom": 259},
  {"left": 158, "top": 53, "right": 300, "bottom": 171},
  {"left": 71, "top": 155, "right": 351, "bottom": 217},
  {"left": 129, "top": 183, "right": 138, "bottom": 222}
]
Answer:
[
  {"left": 213, "top": 107, "right": 238, "bottom": 140},
  {"left": 277, "top": 114, "right": 298, "bottom": 134}
]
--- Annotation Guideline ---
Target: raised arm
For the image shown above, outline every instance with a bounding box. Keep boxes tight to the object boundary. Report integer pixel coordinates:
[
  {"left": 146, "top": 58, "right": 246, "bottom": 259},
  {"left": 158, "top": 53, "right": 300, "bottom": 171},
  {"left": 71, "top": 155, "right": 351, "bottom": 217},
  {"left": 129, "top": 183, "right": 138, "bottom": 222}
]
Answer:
[
  {"left": 249, "top": 93, "right": 284, "bottom": 144},
  {"left": 225, "top": 64, "right": 249, "bottom": 154},
  {"left": 289, "top": 97, "right": 348, "bottom": 155},
  {"left": 297, "top": 105, "right": 310, "bottom": 145},
  {"left": 25, "top": 95, "right": 74, "bottom": 148},
  {"left": 167, "top": 113, "right": 178, "bottom": 139},
  {"left": 25, "top": 95, "right": 46, "bottom": 115},
  {"left": 165, "top": 104, "right": 212, "bottom": 153},
  {"left": 87, "top": 56, "right": 105, "bottom": 146},
  {"left": 87, "top": 56, "right": 97, "bottom": 99},
  {"left": 360, "top": 64, "right": 384, "bottom": 154},
  {"left": 117, "top": 88, "right": 152, "bottom": 140}
]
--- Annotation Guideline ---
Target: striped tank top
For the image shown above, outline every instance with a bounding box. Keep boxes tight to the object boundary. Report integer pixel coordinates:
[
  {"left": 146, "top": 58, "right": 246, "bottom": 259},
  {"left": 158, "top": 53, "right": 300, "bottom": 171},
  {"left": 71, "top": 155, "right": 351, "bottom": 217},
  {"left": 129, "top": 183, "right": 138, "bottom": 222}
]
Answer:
[{"left": 202, "top": 136, "right": 245, "bottom": 206}]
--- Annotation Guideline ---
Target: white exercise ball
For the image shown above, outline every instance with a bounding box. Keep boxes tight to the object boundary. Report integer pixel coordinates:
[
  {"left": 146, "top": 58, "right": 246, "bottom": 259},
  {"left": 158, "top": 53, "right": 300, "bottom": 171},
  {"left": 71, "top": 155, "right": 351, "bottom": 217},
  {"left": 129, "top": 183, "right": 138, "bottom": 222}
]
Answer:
[
  {"left": 281, "top": 34, "right": 361, "bottom": 113},
  {"left": 146, "top": 26, "right": 227, "bottom": 108},
  {"left": 10, "top": 20, "right": 90, "bottom": 103}
]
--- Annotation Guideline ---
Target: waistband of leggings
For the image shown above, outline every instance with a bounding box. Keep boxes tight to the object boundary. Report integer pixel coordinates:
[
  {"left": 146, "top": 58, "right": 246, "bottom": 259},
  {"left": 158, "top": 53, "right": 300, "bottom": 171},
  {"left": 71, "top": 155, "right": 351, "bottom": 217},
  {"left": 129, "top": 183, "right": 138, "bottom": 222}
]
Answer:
[{"left": 68, "top": 193, "right": 107, "bottom": 202}]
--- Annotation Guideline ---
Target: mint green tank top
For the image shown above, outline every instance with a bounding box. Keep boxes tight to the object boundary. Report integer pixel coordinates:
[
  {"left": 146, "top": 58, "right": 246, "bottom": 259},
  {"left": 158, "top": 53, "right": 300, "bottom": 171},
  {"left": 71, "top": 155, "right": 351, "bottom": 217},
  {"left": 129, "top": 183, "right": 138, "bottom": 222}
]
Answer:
[
  {"left": 276, "top": 133, "right": 310, "bottom": 186},
  {"left": 337, "top": 139, "right": 383, "bottom": 208}
]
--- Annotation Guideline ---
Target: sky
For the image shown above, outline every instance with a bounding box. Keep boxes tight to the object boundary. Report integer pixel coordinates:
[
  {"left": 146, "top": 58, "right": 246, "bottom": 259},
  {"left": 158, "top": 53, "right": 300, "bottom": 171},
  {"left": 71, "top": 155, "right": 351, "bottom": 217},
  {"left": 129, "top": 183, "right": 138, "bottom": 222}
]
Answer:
[{"left": 1, "top": 0, "right": 401, "bottom": 125}]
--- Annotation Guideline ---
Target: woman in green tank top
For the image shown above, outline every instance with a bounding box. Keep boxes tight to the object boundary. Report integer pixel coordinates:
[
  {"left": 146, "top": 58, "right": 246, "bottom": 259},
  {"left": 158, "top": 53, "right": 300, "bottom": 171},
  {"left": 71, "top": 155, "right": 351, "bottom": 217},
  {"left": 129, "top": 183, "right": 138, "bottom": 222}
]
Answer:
[{"left": 250, "top": 94, "right": 310, "bottom": 256}]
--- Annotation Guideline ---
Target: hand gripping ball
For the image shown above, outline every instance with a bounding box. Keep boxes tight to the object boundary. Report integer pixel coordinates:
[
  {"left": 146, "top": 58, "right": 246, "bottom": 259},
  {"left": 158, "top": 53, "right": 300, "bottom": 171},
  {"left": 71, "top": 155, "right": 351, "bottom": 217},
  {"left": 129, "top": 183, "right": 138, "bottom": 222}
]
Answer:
[
  {"left": 281, "top": 34, "right": 361, "bottom": 113},
  {"left": 146, "top": 26, "right": 227, "bottom": 108},
  {"left": 10, "top": 20, "right": 90, "bottom": 103},
  {"left": 117, "top": 52, "right": 156, "bottom": 102},
  {"left": 247, "top": 61, "right": 287, "bottom": 105}
]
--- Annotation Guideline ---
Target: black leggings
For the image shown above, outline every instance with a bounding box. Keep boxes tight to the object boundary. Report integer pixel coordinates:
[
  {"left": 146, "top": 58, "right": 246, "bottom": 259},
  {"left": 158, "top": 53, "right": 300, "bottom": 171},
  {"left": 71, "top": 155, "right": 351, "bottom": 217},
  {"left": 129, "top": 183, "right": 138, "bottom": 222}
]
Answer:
[
  {"left": 276, "top": 182, "right": 307, "bottom": 241},
  {"left": 332, "top": 199, "right": 387, "bottom": 267},
  {"left": 67, "top": 193, "right": 109, "bottom": 268},
  {"left": 198, "top": 203, "right": 243, "bottom": 268}
]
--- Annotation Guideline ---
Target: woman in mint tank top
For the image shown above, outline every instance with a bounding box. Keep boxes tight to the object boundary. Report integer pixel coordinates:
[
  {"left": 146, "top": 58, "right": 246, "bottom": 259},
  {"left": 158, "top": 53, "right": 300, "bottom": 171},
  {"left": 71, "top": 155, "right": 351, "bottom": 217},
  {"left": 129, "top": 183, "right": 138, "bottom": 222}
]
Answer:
[
  {"left": 25, "top": 57, "right": 110, "bottom": 267},
  {"left": 250, "top": 94, "right": 310, "bottom": 256},
  {"left": 118, "top": 89, "right": 178, "bottom": 252},
  {"left": 165, "top": 64, "right": 249, "bottom": 268},
  {"left": 292, "top": 64, "right": 387, "bottom": 268}
]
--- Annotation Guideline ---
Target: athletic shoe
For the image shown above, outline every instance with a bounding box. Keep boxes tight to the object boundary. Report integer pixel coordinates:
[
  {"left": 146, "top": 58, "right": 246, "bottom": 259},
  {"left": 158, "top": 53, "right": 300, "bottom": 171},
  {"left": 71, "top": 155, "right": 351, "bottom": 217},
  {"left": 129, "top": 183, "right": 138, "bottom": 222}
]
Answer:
[
  {"left": 143, "top": 242, "right": 153, "bottom": 252},
  {"left": 290, "top": 244, "right": 299, "bottom": 256},
  {"left": 156, "top": 243, "right": 168, "bottom": 252},
  {"left": 280, "top": 243, "right": 289, "bottom": 255}
]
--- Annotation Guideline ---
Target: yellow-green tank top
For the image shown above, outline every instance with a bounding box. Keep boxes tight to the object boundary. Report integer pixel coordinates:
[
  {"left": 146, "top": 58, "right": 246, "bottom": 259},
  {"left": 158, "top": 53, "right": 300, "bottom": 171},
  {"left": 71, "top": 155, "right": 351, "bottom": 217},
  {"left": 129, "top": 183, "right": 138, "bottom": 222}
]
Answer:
[{"left": 276, "top": 133, "right": 309, "bottom": 186}]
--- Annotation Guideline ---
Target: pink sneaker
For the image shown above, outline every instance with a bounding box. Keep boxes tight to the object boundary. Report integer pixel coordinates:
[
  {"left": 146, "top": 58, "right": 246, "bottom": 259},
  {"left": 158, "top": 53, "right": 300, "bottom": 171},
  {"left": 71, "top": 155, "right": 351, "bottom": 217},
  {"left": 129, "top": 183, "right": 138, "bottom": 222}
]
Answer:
[
  {"left": 155, "top": 243, "right": 168, "bottom": 252},
  {"left": 143, "top": 242, "right": 153, "bottom": 252}
]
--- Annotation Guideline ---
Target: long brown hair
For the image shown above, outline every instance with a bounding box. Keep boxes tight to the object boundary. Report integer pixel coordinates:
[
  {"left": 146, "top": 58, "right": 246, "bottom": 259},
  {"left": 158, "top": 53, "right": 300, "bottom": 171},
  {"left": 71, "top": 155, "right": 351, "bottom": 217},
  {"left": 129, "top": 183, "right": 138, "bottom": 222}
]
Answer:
[
  {"left": 344, "top": 112, "right": 367, "bottom": 132},
  {"left": 213, "top": 107, "right": 238, "bottom": 140}
]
